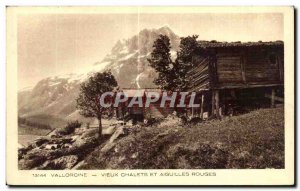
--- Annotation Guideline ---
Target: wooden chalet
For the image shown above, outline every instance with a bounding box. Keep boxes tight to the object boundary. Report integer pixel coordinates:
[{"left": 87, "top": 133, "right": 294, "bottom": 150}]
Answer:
[
  {"left": 187, "top": 40, "right": 284, "bottom": 118},
  {"left": 115, "top": 41, "right": 284, "bottom": 122},
  {"left": 115, "top": 88, "right": 174, "bottom": 123}
]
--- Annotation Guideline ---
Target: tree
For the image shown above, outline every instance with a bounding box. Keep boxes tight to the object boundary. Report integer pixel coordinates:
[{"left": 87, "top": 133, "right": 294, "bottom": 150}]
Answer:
[
  {"left": 147, "top": 35, "right": 177, "bottom": 91},
  {"left": 148, "top": 35, "right": 199, "bottom": 117},
  {"left": 148, "top": 34, "right": 199, "bottom": 92},
  {"left": 175, "top": 35, "right": 199, "bottom": 91},
  {"left": 76, "top": 71, "right": 118, "bottom": 138}
]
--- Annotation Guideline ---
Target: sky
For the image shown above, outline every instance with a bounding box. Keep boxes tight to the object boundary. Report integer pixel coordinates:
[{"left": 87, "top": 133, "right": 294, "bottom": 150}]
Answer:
[{"left": 17, "top": 13, "right": 283, "bottom": 89}]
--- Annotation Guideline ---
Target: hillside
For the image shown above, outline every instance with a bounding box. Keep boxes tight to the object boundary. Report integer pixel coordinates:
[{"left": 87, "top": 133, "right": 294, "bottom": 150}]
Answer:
[
  {"left": 80, "top": 107, "right": 284, "bottom": 169},
  {"left": 18, "top": 107, "right": 284, "bottom": 170}
]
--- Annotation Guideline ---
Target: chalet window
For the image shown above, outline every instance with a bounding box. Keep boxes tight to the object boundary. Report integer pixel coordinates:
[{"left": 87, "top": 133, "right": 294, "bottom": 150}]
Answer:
[{"left": 268, "top": 53, "right": 277, "bottom": 65}]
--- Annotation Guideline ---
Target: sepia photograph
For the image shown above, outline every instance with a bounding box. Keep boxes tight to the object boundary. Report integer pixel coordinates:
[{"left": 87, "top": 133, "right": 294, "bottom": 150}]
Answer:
[{"left": 6, "top": 6, "right": 294, "bottom": 185}]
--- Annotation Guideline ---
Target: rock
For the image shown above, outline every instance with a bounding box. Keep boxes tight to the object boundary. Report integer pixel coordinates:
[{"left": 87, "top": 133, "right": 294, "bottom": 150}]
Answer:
[
  {"left": 72, "top": 160, "right": 85, "bottom": 170},
  {"left": 74, "top": 134, "right": 98, "bottom": 148},
  {"left": 68, "top": 135, "right": 99, "bottom": 158},
  {"left": 75, "top": 127, "right": 87, "bottom": 135},
  {"left": 62, "top": 143, "right": 72, "bottom": 149},
  {"left": 71, "top": 135, "right": 79, "bottom": 142},
  {"left": 118, "top": 156, "right": 126, "bottom": 163},
  {"left": 144, "top": 118, "right": 163, "bottom": 126},
  {"left": 21, "top": 149, "right": 50, "bottom": 169},
  {"left": 131, "top": 152, "right": 138, "bottom": 159},
  {"left": 39, "top": 155, "right": 79, "bottom": 170},
  {"left": 80, "top": 128, "right": 98, "bottom": 139},
  {"left": 18, "top": 148, "right": 27, "bottom": 160},
  {"left": 158, "top": 114, "right": 182, "bottom": 128},
  {"left": 109, "top": 126, "right": 126, "bottom": 143},
  {"left": 18, "top": 125, "right": 101, "bottom": 170},
  {"left": 156, "top": 132, "right": 169, "bottom": 138},
  {"left": 99, "top": 126, "right": 128, "bottom": 154},
  {"left": 18, "top": 144, "right": 36, "bottom": 160},
  {"left": 104, "top": 126, "right": 116, "bottom": 135},
  {"left": 115, "top": 120, "right": 126, "bottom": 126},
  {"left": 47, "top": 138, "right": 72, "bottom": 145},
  {"left": 101, "top": 142, "right": 116, "bottom": 153},
  {"left": 127, "top": 120, "right": 133, "bottom": 126},
  {"left": 47, "top": 129, "right": 58, "bottom": 137},
  {"left": 237, "top": 151, "right": 250, "bottom": 160},
  {"left": 50, "top": 134, "right": 62, "bottom": 139},
  {"left": 34, "top": 138, "right": 49, "bottom": 147},
  {"left": 45, "top": 144, "right": 58, "bottom": 150},
  {"left": 63, "top": 138, "right": 73, "bottom": 143}
]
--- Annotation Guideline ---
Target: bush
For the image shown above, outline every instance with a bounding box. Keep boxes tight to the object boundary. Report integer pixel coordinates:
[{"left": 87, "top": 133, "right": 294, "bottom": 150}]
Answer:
[{"left": 57, "top": 120, "right": 82, "bottom": 135}]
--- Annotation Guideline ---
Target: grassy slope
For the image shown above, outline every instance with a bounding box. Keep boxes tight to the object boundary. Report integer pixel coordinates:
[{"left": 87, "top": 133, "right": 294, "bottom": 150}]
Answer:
[
  {"left": 24, "top": 114, "right": 67, "bottom": 129},
  {"left": 81, "top": 107, "right": 284, "bottom": 169},
  {"left": 18, "top": 124, "right": 52, "bottom": 136},
  {"left": 18, "top": 114, "right": 67, "bottom": 146}
]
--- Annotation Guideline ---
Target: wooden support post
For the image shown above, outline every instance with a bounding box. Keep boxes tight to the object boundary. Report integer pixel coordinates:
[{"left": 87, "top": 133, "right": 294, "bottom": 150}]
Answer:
[
  {"left": 215, "top": 90, "right": 220, "bottom": 119},
  {"left": 241, "top": 51, "right": 247, "bottom": 84},
  {"left": 271, "top": 88, "right": 276, "bottom": 108},
  {"left": 200, "top": 94, "right": 204, "bottom": 119},
  {"left": 278, "top": 56, "right": 283, "bottom": 82},
  {"left": 116, "top": 107, "right": 119, "bottom": 119},
  {"left": 197, "top": 94, "right": 200, "bottom": 118},
  {"left": 211, "top": 91, "right": 215, "bottom": 117},
  {"left": 192, "top": 106, "right": 195, "bottom": 118}
]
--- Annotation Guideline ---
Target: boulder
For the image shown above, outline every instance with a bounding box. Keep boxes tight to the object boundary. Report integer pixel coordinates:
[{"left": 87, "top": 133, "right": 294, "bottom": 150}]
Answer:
[
  {"left": 18, "top": 125, "right": 101, "bottom": 170},
  {"left": 104, "top": 125, "right": 116, "bottom": 135},
  {"left": 109, "top": 126, "right": 126, "bottom": 143},
  {"left": 45, "top": 144, "right": 58, "bottom": 150},
  {"left": 71, "top": 135, "right": 79, "bottom": 142},
  {"left": 34, "top": 138, "right": 49, "bottom": 147},
  {"left": 39, "top": 155, "right": 79, "bottom": 170},
  {"left": 62, "top": 143, "right": 72, "bottom": 149},
  {"left": 101, "top": 142, "right": 116, "bottom": 153},
  {"left": 20, "top": 149, "right": 51, "bottom": 169},
  {"left": 68, "top": 135, "right": 99, "bottom": 158},
  {"left": 80, "top": 128, "right": 98, "bottom": 139},
  {"left": 18, "top": 148, "right": 28, "bottom": 160},
  {"left": 72, "top": 160, "right": 86, "bottom": 170}
]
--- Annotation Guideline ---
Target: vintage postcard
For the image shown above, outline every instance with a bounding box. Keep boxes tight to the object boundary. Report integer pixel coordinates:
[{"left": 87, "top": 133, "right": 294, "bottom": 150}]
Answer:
[{"left": 6, "top": 6, "right": 294, "bottom": 186}]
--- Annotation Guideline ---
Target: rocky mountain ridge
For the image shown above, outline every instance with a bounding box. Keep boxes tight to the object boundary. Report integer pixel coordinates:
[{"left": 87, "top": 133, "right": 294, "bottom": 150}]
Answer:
[{"left": 18, "top": 26, "right": 180, "bottom": 120}]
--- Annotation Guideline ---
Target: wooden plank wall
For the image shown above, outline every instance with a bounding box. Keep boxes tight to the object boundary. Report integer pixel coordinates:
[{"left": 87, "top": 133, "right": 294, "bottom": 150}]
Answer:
[
  {"left": 216, "top": 56, "right": 243, "bottom": 85},
  {"left": 213, "top": 47, "right": 283, "bottom": 88},
  {"left": 278, "top": 51, "right": 284, "bottom": 82},
  {"left": 188, "top": 55, "right": 210, "bottom": 91},
  {"left": 245, "top": 48, "right": 281, "bottom": 84}
]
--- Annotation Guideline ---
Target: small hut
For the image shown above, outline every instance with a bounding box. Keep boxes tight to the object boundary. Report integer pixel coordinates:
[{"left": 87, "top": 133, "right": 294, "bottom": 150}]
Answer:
[{"left": 115, "top": 88, "right": 175, "bottom": 123}]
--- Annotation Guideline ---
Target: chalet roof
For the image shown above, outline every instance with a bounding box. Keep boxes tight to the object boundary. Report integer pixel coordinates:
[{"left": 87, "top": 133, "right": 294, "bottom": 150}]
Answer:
[
  {"left": 197, "top": 40, "right": 284, "bottom": 49},
  {"left": 123, "top": 89, "right": 145, "bottom": 97},
  {"left": 145, "top": 89, "right": 162, "bottom": 97}
]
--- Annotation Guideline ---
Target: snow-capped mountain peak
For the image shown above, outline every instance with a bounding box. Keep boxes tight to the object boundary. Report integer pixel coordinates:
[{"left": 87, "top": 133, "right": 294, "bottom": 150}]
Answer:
[{"left": 18, "top": 27, "right": 180, "bottom": 119}]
